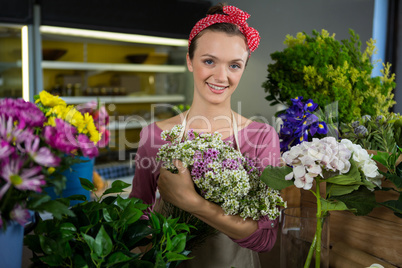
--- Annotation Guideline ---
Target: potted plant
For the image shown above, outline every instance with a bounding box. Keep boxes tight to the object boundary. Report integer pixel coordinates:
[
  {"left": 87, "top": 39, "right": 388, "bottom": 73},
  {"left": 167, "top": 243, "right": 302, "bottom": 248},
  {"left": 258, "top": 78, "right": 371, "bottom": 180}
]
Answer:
[
  {"left": 262, "top": 29, "right": 396, "bottom": 124},
  {"left": 24, "top": 179, "right": 193, "bottom": 267}
]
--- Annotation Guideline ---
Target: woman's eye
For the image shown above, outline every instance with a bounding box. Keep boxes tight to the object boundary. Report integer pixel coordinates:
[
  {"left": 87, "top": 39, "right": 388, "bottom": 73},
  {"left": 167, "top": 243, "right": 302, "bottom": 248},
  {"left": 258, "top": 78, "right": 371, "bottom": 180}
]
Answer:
[
  {"left": 204, "top": 59, "right": 214, "bottom": 65},
  {"left": 230, "top": 64, "right": 241, "bottom": 69}
]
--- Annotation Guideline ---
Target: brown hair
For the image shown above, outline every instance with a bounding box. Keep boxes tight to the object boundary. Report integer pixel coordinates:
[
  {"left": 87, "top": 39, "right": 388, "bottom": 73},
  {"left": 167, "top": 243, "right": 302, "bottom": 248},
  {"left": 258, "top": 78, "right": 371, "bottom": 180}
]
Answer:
[{"left": 188, "top": 3, "right": 249, "bottom": 60}]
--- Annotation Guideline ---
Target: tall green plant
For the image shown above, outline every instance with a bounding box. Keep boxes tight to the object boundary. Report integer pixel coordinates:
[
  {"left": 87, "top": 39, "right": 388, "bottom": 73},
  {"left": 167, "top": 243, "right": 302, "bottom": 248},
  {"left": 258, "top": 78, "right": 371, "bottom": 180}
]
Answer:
[
  {"left": 263, "top": 29, "right": 396, "bottom": 124},
  {"left": 24, "top": 179, "right": 193, "bottom": 268}
]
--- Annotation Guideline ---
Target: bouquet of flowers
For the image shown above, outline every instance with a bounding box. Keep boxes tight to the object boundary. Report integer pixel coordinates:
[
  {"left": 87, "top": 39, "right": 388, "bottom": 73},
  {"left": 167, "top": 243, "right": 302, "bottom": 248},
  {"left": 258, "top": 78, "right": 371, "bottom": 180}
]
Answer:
[
  {"left": 261, "top": 137, "right": 381, "bottom": 267},
  {"left": 0, "top": 97, "right": 71, "bottom": 230},
  {"left": 0, "top": 90, "right": 106, "bottom": 230},
  {"left": 277, "top": 96, "right": 328, "bottom": 153},
  {"left": 157, "top": 125, "right": 285, "bottom": 221},
  {"left": 35, "top": 90, "right": 102, "bottom": 158}
]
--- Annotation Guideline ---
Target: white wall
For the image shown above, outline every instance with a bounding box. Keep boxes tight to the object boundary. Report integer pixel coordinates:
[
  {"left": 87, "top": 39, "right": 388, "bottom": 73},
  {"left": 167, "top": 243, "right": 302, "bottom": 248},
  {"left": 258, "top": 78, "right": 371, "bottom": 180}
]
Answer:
[{"left": 206, "top": 0, "right": 375, "bottom": 124}]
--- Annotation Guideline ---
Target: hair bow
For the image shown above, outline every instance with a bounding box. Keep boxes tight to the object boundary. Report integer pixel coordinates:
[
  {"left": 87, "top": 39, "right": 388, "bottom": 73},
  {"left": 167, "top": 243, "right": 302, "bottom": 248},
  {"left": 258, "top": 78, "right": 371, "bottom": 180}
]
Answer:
[{"left": 188, "top": 5, "right": 261, "bottom": 53}]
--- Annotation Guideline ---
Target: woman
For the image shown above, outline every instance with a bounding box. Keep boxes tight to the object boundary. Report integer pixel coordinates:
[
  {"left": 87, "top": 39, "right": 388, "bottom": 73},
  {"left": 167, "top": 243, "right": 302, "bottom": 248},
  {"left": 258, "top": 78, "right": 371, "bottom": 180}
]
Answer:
[{"left": 130, "top": 4, "right": 281, "bottom": 267}]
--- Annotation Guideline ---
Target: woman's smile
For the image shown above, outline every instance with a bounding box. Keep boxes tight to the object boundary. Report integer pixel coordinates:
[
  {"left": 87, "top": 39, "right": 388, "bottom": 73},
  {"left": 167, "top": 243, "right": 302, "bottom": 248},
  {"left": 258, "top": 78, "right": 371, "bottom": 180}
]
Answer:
[{"left": 207, "top": 82, "right": 228, "bottom": 94}]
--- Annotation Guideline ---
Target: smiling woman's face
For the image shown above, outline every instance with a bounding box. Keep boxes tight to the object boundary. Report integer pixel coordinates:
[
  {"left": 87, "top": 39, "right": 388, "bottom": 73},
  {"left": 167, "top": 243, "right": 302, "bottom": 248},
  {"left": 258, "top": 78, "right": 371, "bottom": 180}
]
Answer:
[{"left": 187, "top": 30, "right": 249, "bottom": 106}]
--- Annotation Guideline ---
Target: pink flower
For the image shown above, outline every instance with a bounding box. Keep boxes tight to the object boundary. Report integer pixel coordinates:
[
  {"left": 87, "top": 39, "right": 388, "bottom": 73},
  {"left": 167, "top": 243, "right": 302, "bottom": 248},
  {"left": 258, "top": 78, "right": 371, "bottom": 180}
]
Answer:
[
  {"left": 76, "top": 134, "right": 98, "bottom": 158},
  {"left": 10, "top": 204, "right": 31, "bottom": 226},
  {"left": 0, "top": 140, "right": 14, "bottom": 160},
  {"left": 24, "top": 136, "right": 61, "bottom": 167},
  {"left": 0, "top": 155, "right": 45, "bottom": 198}
]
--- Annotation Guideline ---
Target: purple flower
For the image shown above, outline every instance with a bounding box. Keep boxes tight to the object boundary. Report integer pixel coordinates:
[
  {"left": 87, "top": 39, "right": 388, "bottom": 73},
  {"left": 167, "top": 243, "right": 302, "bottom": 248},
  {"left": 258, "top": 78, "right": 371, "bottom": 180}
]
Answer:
[
  {"left": 278, "top": 96, "right": 327, "bottom": 153},
  {"left": 76, "top": 134, "right": 98, "bottom": 158},
  {"left": 0, "top": 154, "right": 45, "bottom": 198},
  {"left": 43, "top": 119, "right": 78, "bottom": 154},
  {"left": 24, "top": 136, "right": 61, "bottom": 167},
  {"left": 0, "top": 98, "right": 46, "bottom": 129},
  {"left": 304, "top": 99, "right": 318, "bottom": 112},
  {"left": 10, "top": 204, "right": 31, "bottom": 226},
  {"left": 0, "top": 140, "right": 14, "bottom": 160},
  {"left": 187, "top": 129, "right": 195, "bottom": 140}
]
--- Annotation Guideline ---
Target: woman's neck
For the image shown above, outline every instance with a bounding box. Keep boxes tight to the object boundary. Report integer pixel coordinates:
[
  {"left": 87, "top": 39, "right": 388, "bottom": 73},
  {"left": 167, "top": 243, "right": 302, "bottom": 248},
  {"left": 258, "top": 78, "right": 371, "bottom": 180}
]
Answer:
[{"left": 186, "top": 102, "right": 234, "bottom": 137}]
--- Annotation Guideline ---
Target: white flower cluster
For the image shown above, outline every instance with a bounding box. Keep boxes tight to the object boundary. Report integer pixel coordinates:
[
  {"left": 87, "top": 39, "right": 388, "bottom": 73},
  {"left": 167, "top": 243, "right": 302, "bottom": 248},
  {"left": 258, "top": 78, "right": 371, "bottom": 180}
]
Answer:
[
  {"left": 157, "top": 125, "right": 285, "bottom": 220},
  {"left": 340, "top": 139, "right": 382, "bottom": 190},
  {"left": 282, "top": 137, "right": 382, "bottom": 191}
]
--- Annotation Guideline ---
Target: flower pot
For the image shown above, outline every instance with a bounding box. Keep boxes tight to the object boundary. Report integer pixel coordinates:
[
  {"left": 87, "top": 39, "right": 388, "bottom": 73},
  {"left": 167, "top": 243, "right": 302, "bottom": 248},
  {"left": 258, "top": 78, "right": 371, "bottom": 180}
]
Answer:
[
  {"left": 280, "top": 207, "right": 330, "bottom": 268},
  {"left": 46, "top": 156, "right": 95, "bottom": 206},
  {"left": 0, "top": 221, "right": 24, "bottom": 268}
]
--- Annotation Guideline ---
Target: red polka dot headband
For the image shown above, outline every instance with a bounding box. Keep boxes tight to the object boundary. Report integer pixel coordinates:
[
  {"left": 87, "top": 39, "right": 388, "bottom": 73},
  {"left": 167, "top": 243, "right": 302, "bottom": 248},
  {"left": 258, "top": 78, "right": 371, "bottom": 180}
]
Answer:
[{"left": 188, "top": 6, "right": 261, "bottom": 53}]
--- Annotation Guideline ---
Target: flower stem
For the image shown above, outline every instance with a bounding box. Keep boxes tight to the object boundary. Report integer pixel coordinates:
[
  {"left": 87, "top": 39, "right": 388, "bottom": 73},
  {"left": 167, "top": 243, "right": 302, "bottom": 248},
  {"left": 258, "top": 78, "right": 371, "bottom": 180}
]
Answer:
[
  {"left": 304, "top": 233, "right": 317, "bottom": 268},
  {"left": 315, "top": 181, "right": 322, "bottom": 268}
]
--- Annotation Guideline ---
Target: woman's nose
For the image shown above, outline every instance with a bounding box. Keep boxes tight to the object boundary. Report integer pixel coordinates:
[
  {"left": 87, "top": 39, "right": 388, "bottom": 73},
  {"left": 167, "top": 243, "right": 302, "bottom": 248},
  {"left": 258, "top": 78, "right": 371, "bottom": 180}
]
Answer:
[{"left": 214, "top": 65, "right": 228, "bottom": 82}]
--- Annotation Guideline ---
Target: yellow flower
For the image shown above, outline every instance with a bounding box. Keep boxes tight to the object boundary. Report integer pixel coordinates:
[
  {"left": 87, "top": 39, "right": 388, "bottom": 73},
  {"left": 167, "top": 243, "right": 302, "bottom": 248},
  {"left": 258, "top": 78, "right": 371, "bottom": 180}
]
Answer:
[
  {"left": 48, "top": 167, "right": 55, "bottom": 175},
  {"left": 46, "top": 116, "right": 57, "bottom": 127},
  {"left": 36, "top": 90, "right": 66, "bottom": 107}
]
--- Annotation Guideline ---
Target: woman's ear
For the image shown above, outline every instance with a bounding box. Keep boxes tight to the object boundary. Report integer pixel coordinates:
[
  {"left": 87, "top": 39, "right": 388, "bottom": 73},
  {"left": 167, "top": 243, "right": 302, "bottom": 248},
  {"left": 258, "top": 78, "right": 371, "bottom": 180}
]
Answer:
[{"left": 186, "top": 53, "right": 193, "bottom": 72}]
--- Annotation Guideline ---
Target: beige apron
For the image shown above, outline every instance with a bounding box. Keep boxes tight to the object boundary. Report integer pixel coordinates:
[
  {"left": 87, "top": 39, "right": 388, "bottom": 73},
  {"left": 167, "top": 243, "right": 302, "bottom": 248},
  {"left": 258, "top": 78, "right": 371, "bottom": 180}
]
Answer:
[{"left": 177, "top": 110, "right": 261, "bottom": 268}]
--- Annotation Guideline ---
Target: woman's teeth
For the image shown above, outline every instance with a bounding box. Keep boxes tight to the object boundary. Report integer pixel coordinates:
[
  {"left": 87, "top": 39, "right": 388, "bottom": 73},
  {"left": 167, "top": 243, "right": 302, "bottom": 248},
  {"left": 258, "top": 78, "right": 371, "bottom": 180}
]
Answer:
[{"left": 208, "top": 83, "right": 226, "bottom": 90}]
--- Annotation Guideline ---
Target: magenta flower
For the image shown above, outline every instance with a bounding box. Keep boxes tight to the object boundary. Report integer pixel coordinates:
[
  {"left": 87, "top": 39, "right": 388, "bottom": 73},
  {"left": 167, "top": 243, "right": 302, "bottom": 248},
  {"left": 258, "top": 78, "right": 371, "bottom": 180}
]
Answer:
[
  {"left": 0, "top": 98, "right": 46, "bottom": 129},
  {"left": 10, "top": 204, "right": 31, "bottom": 226},
  {"left": 43, "top": 119, "right": 78, "bottom": 154},
  {"left": 0, "top": 140, "right": 14, "bottom": 160},
  {"left": 24, "top": 136, "right": 61, "bottom": 167},
  {"left": 0, "top": 155, "right": 45, "bottom": 199},
  {"left": 76, "top": 133, "right": 98, "bottom": 158}
]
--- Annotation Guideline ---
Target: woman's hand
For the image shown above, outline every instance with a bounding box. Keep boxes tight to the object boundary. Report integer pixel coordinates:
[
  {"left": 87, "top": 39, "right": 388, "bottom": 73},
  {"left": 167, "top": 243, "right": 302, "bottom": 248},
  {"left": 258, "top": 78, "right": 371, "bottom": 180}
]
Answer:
[{"left": 158, "top": 160, "right": 204, "bottom": 213}]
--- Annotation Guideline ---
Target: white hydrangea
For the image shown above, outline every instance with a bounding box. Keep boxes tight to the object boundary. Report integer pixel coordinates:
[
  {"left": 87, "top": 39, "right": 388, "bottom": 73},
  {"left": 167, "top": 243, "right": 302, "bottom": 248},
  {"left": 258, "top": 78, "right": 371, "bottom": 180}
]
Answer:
[
  {"left": 340, "top": 139, "right": 382, "bottom": 189},
  {"left": 283, "top": 137, "right": 382, "bottom": 191}
]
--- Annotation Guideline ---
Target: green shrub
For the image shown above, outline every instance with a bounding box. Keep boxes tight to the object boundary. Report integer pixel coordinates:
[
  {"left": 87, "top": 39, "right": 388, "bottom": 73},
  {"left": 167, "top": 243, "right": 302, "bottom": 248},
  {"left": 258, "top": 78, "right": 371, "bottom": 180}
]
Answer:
[{"left": 263, "top": 29, "right": 396, "bottom": 124}]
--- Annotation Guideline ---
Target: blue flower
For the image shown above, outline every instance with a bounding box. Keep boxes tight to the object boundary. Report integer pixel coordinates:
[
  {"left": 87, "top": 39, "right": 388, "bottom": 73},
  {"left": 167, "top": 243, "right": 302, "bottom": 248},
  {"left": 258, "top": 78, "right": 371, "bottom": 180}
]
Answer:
[
  {"left": 304, "top": 99, "right": 318, "bottom": 112},
  {"left": 278, "top": 96, "right": 328, "bottom": 153}
]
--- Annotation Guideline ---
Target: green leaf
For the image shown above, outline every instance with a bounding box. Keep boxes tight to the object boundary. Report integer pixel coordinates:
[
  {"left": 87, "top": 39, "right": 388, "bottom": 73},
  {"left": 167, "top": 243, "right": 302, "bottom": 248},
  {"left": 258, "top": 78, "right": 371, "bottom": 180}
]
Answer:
[
  {"left": 120, "top": 207, "right": 142, "bottom": 225},
  {"left": 60, "top": 222, "right": 77, "bottom": 233},
  {"left": 372, "top": 151, "right": 392, "bottom": 167},
  {"left": 107, "top": 252, "right": 135, "bottom": 265},
  {"left": 94, "top": 225, "right": 113, "bottom": 257},
  {"left": 165, "top": 252, "right": 192, "bottom": 262},
  {"left": 149, "top": 213, "right": 161, "bottom": 231},
  {"left": 333, "top": 186, "right": 378, "bottom": 216},
  {"left": 103, "top": 180, "right": 131, "bottom": 195},
  {"left": 380, "top": 197, "right": 402, "bottom": 218},
  {"left": 384, "top": 173, "right": 402, "bottom": 188},
  {"left": 324, "top": 159, "right": 361, "bottom": 185},
  {"left": 73, "top": 255, "right": 89, "bottom": 268},
  {"left": 170, "top": 233, "right": 186, "bottom": 253},
  {"left": 39, "top": 254, "right": 65, "bottom": 266},
  {"left": 166, "top": 234, "right": 172, "bottom": 251},
  {"left": 36, "top": 200, "right": 75, "bottom": 220},
  {"left": 39, "top": 235, "right": 58, "bottom": 255},
  {"left": 80, "top": 178, "right": 95, "bottom": 191},
  {"left": 154, "top": 252, "right": 166, "bottom": 268},
  {"left": 260, "top": 165, "right": 294, "bottom": 190},
  {"left": 327, "top": 183, "right": 360, "bottom": 197},
  {"left": 81, "top": 233, "right": 95, "bottom": 252},
  {"left": 320, "top": 199, "right": 352, "bottom": 213}
]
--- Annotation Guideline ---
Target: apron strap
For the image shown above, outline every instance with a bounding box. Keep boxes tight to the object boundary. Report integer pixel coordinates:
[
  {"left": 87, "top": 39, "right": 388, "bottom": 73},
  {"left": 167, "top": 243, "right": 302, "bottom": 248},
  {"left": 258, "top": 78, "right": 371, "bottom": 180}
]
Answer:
[{"left": 178, "top": 109, "right": 241, "bottom": 152}]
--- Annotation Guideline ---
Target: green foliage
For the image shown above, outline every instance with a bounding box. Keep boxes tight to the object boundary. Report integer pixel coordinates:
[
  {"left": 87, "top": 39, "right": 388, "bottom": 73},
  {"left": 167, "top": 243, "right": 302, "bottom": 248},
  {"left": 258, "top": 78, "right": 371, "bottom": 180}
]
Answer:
[
  {"left": 372, "top": 149, "right": 402, "bottom": 218},
  {"left": 340, "top": 113, "right": 402, "bottom": 154},
  {"left": 24, "top": 179, "right": 193, "bottom": 267},
  {"left": 263, "top": 29, "right": 396, "bottom": 124}
]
